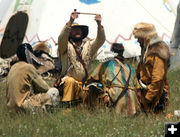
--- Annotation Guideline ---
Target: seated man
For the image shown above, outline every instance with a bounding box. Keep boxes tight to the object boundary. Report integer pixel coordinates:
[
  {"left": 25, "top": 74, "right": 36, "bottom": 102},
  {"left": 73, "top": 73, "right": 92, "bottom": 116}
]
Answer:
[
  {"left": 90, "top": 43, "right": 141, "bottom": 116},
  {"left": 56, "top": 10, "right": 105, "bottom": 107},
  {"left": 6, "top": 43, "right": 59, "bottom": 113}
]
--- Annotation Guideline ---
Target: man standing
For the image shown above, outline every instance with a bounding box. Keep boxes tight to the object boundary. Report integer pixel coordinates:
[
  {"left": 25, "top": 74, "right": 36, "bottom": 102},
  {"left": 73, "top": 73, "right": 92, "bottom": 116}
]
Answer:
[
  {"left": 133, "top": 22, "right": 170, "bottom": 113},
  {"left": 57, "top": 10, "right": 105, "bottom": 106}
]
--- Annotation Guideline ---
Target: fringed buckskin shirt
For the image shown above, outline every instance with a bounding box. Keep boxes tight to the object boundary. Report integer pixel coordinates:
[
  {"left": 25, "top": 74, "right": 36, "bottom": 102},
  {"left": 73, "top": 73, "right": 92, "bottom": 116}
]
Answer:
[
  {"left": 6, "top": 62, "right": 50, "bottom": 111},
  {"left": 58, "top": 25, "right": 105, "bottom": 81}
]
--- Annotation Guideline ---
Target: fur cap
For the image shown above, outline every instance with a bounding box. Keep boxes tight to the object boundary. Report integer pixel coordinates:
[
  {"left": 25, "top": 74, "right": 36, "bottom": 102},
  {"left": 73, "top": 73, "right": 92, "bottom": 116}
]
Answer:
[
  {"left": 133, "top": 22, "right": 158, "bottom": 39},
  {"left": 33, "top": 42, "right": 50, "bottom": 54}
]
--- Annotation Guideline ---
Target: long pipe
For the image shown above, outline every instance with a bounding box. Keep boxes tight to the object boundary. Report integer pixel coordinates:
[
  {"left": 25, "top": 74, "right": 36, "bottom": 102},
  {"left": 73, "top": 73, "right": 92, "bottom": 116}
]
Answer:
[{"left": 74, "top": 9, "right": 96, "bottom": 15}]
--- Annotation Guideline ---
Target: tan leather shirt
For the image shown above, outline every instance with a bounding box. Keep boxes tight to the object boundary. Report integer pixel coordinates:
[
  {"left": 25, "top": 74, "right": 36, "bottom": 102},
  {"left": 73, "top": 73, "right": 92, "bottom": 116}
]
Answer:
[
  {"left": 6, "top": 61, "right": 50, "bottom": 110},
  {"left": 58, "top": 25, "right": 105, "bottom": 81}
]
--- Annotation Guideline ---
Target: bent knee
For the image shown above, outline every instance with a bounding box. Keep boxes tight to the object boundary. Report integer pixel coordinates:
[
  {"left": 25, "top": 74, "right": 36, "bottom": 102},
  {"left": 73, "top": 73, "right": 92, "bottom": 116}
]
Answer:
[{"left": 64, "top": 76, "right": 76, "bottom": 84}]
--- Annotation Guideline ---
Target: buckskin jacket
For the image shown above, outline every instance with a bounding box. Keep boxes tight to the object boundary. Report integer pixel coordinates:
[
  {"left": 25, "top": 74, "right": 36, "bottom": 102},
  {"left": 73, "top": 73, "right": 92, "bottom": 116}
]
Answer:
[
  {"left": 6, "top": 61, "right": 50, "bottom": 111},
  {"left": 58, "top": 25, "right": 105, "bottom": 81},
  {"left": 136, "top": 39, "right": 170, "bottom": 111}
]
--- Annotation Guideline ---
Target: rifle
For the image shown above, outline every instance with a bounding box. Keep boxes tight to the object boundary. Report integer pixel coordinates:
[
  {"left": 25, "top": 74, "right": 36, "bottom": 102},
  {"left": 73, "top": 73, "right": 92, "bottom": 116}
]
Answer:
[{"left": 53, "top": 63, "right": 73, "bottom": 96}]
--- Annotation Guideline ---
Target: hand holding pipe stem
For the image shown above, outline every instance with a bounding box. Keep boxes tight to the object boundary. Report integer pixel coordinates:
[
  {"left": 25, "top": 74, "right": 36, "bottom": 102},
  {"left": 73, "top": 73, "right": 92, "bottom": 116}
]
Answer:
[{"left": 74, "top": 9, "right": 102, "bottom": 25}]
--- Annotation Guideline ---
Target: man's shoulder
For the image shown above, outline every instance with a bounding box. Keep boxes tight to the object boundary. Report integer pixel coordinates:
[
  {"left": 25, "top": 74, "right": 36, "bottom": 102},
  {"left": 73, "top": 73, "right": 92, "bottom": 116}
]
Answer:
[
  {"left": 103, "top": 59, "right": 116, "bottom": 66},
  {"left": 83, "top": 37, "right": 92, "bottom": 41},
  {"left": 148, "top": 41, "right": 170, "bottom": 61},
  {"left": 11, "top": 61, "right": 36, "bottom": 71}
]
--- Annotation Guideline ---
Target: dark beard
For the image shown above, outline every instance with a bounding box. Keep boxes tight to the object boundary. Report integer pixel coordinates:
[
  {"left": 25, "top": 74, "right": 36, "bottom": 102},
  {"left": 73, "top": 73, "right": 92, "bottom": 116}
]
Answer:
[{"left": 69, "top": 37, "right": 82, "bottom": 42}]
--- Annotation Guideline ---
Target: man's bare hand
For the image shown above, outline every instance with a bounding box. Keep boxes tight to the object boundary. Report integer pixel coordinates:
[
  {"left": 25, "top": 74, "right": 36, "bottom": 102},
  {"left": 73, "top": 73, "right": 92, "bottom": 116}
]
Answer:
[
  {"left": 67, "top": 10, "right": 79, "bottom": 27},
  {"left": 95, "top": 14, "right": 102, "bottom": 25},
  {"left": 104, "top": 95, "right": 109, "bottom": 103},
  {"left": 136, "top": 90, "right": 141, "bottom": 101},
  {"left": 70, "top": 11, "right": 78, "bottom": 22}
]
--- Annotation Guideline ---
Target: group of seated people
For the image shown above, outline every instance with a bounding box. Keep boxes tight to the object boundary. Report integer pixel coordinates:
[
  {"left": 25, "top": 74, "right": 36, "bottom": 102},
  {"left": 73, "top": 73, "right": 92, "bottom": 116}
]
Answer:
[{"left": 5, "top": 11, "right": 170, "bottom": 117}]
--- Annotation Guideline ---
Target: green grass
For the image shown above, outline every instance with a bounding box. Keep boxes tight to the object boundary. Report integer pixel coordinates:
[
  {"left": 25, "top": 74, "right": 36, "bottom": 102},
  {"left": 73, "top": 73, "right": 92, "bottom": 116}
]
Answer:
[{"left": 0, "top": 69, "right": 180, "bottom": 137}]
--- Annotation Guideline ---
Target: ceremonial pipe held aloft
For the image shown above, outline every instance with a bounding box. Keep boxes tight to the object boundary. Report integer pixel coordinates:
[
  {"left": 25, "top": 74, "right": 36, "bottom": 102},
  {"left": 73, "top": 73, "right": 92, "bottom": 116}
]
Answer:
[
  {"left": 74, "top": 9, "right": 97, "bottom": 15},
  {"left": 77, "top": 12, "right": 97, "bottom": 15}
]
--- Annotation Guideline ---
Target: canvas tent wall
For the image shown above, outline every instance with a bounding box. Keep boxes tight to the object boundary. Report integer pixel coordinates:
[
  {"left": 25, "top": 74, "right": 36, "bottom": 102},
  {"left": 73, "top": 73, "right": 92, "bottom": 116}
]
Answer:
[
  {"left": 0, "top": 0, "right": 177, "bottom": 60},
  {"left": 0, "top": 0, "right": 13, "bottom": 25}
]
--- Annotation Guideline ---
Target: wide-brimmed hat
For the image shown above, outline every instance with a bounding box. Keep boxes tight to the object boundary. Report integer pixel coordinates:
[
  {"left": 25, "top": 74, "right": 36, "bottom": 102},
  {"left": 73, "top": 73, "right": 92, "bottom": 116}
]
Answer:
[
  {"left": 133, "top": 22, "right": 158, "bottom": 39},
  {"left": 70, "top": 23, "right": 89, "bottom": 39}
]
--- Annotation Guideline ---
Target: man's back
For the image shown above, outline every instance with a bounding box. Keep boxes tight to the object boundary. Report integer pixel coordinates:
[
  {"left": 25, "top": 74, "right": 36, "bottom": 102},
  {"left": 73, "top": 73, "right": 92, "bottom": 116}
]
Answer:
[
  {"left": 7, "top": 62, "right": 36, "bottom": 109},
  {"left": 89, "top": 59, "right": 140, "bottom": 115},
  {"left": 6, "top": 61, "right": 49, "bottom": 110}
]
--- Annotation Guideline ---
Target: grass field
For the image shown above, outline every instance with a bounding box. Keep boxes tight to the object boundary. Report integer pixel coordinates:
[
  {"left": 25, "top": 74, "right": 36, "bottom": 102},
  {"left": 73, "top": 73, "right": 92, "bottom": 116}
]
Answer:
[{"left": 0, "top": 69, "right": 180, "bottom": 137}]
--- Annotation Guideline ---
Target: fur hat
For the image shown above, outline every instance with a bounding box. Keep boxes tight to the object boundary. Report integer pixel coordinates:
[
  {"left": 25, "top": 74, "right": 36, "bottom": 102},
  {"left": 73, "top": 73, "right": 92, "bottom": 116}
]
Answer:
[
  {"left": 33, "top": 42, "right": 50, "bottom": 54},
  {"left": 133, "top": 22, "right": 158, "bottom": 39},
  {"left": 70, "top": 23, "right": 89, "bottom": 39}
]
